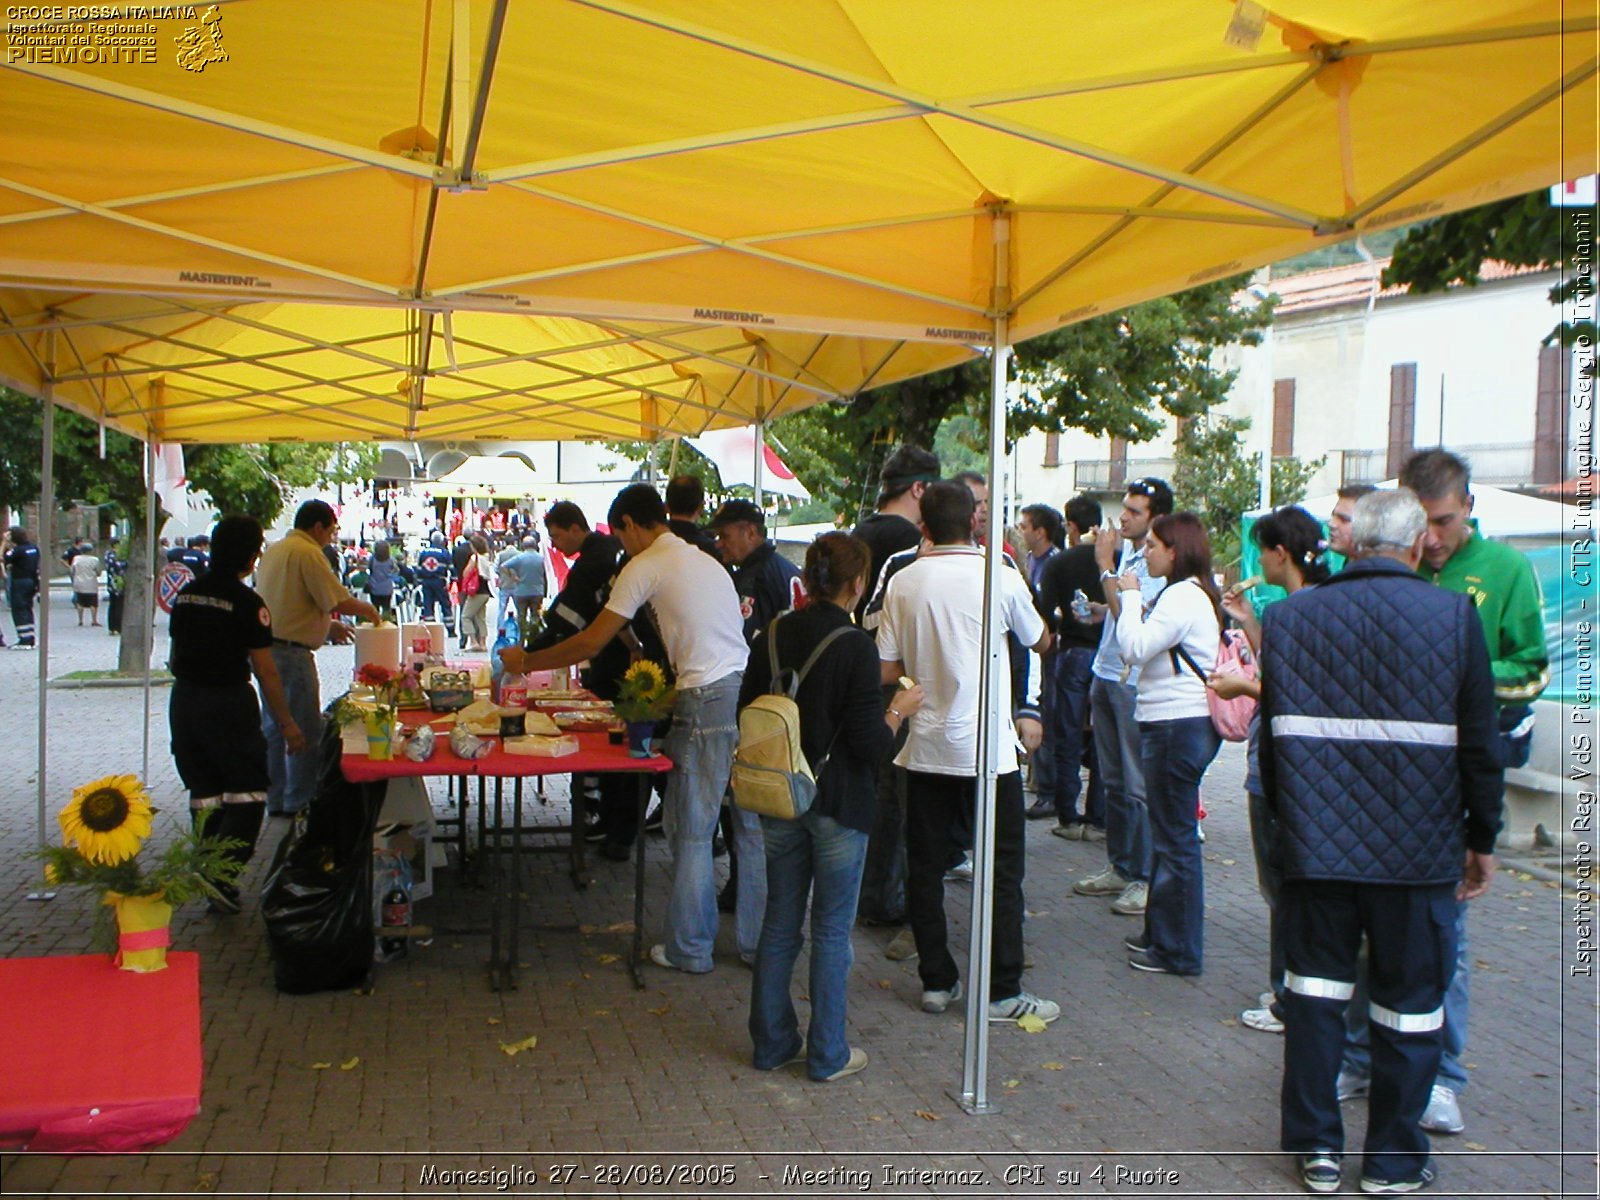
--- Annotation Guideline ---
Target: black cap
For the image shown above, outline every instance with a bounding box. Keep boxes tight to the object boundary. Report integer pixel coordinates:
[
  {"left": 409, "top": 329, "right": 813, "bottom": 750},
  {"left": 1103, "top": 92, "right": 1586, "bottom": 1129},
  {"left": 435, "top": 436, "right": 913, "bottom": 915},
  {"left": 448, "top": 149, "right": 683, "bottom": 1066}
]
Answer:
[{"left": 710, "top": 499, "right": 765, "bottom": 530}]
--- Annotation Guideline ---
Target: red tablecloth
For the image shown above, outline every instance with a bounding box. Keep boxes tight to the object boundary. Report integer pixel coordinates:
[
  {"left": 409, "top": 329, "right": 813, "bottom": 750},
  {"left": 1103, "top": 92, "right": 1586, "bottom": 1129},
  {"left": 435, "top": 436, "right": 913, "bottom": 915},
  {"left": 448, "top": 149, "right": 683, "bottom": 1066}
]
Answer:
[
  {"left": 0, "top": 952, "right": 202, "bottom": 1152},
  {"left": 342, "top": 721, "right": 672, "bottom": 782}
]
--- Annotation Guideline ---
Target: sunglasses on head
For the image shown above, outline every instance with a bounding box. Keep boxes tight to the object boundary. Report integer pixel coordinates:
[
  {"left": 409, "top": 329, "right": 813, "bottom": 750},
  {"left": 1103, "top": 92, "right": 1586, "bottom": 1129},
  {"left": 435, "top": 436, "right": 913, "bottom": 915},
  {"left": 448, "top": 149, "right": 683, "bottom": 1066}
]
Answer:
[{"left": 1127, "top": 479, "right": 1159, "bottom": 497}]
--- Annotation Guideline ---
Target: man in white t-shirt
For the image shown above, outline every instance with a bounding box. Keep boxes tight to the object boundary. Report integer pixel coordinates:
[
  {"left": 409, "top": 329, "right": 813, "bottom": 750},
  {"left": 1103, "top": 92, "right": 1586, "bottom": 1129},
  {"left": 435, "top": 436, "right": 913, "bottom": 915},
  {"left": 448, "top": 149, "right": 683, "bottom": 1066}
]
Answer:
[
  {"left": 877, "top": 481, "right": 1059, "bottom": 1025},
  {"left": 501, "top": 484, "right": 759, "bottom": 974}
]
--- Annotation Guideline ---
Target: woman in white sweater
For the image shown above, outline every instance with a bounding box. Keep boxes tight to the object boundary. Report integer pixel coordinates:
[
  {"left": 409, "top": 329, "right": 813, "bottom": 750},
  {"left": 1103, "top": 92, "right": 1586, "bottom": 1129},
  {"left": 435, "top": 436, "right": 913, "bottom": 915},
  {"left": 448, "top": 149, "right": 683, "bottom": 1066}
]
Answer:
[{"left": 1110, "top": 512, "right": 1223, "bottom": 976}]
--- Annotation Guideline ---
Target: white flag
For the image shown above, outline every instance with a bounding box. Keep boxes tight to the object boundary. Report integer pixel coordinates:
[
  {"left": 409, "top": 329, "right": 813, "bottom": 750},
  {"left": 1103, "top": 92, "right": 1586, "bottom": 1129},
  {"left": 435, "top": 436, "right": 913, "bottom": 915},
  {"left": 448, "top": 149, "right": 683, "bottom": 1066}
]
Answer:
[{"left": 150, "top": 443, "right": 188, "bottom": 518}]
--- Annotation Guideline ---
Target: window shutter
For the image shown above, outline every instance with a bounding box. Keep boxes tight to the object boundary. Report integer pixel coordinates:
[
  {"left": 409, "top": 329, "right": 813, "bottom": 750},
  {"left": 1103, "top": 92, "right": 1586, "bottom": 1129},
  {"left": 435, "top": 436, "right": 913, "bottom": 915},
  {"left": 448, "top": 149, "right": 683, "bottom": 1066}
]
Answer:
[
  {"left": 1109, "top": 436, "right": 1128, "bottom": 489},
  {"left": 1385, "top": 363, "right": 1417, "bottom": 478},
  {"left": 1272, "top": 378, "right": 1296, "bottom": 458},
  {"left": 1534, "top": 344, "right": 1569, "bottom": 485}
]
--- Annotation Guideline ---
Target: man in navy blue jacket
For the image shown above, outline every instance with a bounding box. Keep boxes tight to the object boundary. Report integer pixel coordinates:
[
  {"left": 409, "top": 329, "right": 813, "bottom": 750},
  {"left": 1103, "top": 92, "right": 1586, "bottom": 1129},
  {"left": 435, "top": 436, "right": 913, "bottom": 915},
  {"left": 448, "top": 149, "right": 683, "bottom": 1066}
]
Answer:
[{"left": 1258, "top": 488, "right": 1502, "bottom": 1197}]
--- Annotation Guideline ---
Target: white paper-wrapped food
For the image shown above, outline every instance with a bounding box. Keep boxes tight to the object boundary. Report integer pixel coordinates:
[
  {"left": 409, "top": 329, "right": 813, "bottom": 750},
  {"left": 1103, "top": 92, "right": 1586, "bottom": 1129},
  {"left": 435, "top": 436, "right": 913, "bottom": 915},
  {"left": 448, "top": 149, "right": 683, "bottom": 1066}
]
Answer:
[{"left": 504, "top": 734, "right": 579, "bottom": 757}]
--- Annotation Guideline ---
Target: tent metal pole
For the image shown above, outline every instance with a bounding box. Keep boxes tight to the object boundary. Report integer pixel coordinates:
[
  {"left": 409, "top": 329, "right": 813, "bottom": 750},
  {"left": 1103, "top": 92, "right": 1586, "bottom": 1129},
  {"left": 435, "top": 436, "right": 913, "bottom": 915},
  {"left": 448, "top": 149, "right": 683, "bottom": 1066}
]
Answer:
[
  {"left": 142, "top": 434, "right": 157, "bottom": 784},
  {"left": 28, "top": 339, "right": 58, "bottom": 901},
  {"left": 955, "top": 211, "right": 1009, "bottom": 1115}
]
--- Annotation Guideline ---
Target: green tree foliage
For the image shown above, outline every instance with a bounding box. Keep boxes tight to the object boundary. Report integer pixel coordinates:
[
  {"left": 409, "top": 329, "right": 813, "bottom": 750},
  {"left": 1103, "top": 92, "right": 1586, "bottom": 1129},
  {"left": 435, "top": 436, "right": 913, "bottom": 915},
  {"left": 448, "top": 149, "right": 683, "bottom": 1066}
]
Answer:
[
  {"left": 1382, "top": 190, "right": 1597, "bottom": 350},
  {"left": 773, "top": 277, "right": 1272, "bottom": 522},
  {"left": 1173, "top": 411, "right": 1323, "bottom": 568},
  {"left": 186, "top": 442, "right": 379, "bottom": 526},
  {"left": 770, "top": 361, "right": 987, "bottom": 523},
  {"left": 1009, "top": 276, "right": 1273, "bottom": 442}
]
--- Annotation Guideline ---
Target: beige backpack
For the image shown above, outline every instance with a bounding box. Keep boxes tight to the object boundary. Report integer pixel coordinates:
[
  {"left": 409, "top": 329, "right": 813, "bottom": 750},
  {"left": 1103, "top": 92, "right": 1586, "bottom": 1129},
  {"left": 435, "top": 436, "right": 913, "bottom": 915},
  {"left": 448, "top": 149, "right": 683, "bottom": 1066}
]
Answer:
[{"left": 731, "top": 618, "right": 852, "bottom": 820}]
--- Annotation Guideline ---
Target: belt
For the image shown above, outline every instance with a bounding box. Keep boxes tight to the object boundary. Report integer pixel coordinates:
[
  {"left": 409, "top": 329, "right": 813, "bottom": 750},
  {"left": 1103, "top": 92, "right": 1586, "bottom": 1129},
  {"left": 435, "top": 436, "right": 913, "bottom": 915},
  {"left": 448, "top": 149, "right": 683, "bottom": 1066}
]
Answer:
[{"left": 271, "top": 638, "right": 317, "bottom": 651}]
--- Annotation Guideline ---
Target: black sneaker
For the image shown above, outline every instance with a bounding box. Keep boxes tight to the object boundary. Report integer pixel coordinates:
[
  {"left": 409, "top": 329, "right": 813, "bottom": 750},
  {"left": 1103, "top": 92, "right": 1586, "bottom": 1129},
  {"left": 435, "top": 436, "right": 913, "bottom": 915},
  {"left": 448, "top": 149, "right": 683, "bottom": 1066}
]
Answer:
[
  {"left": 1297, "top": 1152, "right": 1342, "bottom": 1194},
  {"left": 717, "top": 882, "right": 737, "bottom": 913},
  {"left": 1024, "top": 796, "right": 1056, "bottom": 820},
  {"left": 1123, "top": 932, "right": 1149, "bottom": 953},
  {"left": 207, "top": 884, "right": 242, "bottom": 916},
  {"left": 596, "top": 839, "right": 632, "bottom": 862},
  {"left": 643, "top": 802, "right": 664, "bottom": 832}
]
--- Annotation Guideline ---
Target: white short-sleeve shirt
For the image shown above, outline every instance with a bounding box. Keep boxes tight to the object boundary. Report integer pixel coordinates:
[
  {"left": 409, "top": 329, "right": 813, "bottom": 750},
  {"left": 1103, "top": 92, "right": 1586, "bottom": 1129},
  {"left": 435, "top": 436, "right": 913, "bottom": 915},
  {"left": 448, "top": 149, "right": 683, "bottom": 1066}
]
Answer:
[
  {"left": 604, "top": 531, "right": 747, "bottom": 690},
  {"left": 877, "top": 544, "right": 1045, "bottom": 777}
]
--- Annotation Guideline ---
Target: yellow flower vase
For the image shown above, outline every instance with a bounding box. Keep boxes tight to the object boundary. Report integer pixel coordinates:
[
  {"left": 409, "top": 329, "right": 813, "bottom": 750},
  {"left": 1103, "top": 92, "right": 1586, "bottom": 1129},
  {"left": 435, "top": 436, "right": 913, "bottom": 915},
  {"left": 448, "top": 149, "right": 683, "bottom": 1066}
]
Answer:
[
  {"left": 105, "top": 890, "right": 172, "bottom": 973},
  {"left": 365, "top": 710, "right": 396, "bottom": 760}
]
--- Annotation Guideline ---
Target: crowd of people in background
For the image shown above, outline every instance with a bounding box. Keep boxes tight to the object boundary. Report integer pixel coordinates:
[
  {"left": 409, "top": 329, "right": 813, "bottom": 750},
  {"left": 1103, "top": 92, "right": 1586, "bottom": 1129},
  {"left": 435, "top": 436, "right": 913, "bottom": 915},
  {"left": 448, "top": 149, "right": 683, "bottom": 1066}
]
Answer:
[{"left": 4, "top": 437, "right": 1548, "bottom": 1195}]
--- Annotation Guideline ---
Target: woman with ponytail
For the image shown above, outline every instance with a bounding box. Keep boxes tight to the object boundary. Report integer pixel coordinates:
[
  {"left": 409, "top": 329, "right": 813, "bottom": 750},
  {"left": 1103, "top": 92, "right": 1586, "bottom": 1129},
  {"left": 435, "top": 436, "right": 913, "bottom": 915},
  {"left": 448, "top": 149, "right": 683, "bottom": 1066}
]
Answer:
[
  {"left": 1217, "top": 504, "right": 1329, "bottom": 1033},
  {"left": 740, "top": 532, "right": 925, "bottom": 1082}
]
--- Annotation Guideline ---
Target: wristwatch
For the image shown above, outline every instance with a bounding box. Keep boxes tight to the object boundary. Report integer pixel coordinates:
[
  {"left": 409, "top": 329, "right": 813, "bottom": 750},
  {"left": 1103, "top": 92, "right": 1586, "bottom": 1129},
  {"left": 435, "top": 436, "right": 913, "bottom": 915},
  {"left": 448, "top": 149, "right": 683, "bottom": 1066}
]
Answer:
[{"left": 1100, "top": 569, "right": 1119, "bottom": 581}]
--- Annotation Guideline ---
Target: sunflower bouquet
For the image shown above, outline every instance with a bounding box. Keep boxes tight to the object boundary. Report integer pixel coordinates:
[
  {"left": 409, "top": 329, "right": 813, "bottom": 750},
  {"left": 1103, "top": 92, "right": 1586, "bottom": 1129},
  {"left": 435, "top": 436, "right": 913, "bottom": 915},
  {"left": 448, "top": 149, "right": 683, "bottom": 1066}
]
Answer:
[
  {"left": 39, "top": 775, "right": 245, "bottom": 955},
  {"left": 611, "top": 659, "right": 676, "bottom": 723}
]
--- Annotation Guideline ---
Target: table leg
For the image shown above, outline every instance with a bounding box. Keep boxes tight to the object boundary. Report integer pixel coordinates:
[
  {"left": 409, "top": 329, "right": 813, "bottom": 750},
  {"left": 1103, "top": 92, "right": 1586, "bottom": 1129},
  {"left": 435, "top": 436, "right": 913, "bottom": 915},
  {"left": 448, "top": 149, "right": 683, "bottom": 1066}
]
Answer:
[
  {"left": 488, "top": 776, "right": 507, "bottom": 991},
  {"left": 569, "top": 773, "right": 590, "bottom": 891},
  {"left": 507, "top": 778, "right": 523, "bottom": 991},
  {"left": 630, "top": 773, "right": 649, "bottom": 990}
]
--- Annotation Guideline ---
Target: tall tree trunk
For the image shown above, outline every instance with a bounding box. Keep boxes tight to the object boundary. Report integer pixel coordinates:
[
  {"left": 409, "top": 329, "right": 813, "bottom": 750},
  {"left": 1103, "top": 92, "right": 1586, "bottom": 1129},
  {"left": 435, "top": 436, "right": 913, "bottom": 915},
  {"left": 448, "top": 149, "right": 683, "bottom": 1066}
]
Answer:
[{"left": 117, "top": 502, "right": 154, "bottom": 676}]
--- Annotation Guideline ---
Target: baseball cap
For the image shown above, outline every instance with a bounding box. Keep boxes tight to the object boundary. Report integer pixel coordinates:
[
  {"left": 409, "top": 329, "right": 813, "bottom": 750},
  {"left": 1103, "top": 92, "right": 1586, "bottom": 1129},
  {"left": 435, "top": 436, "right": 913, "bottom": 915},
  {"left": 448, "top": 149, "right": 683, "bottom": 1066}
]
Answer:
[{"left": 710, "top": 499, "right": 765, "bottom": 530}]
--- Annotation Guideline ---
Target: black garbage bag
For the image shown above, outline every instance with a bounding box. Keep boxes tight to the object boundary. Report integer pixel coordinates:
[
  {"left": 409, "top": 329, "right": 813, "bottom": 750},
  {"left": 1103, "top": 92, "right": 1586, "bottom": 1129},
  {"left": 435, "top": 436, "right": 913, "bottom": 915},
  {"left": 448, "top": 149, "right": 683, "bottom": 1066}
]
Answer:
[{"left": 261, "top": 709, "right": 385, "bottom": 994}]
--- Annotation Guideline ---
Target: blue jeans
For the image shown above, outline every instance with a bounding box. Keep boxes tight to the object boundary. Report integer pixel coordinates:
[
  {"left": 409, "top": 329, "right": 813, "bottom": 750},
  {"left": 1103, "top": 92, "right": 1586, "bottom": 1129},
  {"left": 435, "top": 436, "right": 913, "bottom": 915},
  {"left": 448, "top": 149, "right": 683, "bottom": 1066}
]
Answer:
[
  {"left": 260, "top": 645, "right": 323, "bottom": 814},
  {"left": 749, "top": 810, "right": 868, "bottom": 1079},
  {"left": 659, "top": 674, "right": 763, "bottom": 971},
  {"left": 1049, "top": 647, "right": 1101, "bottom": 825},
  {"left": 1341, "top": 901, "right": 1470, "bottom": 1094},
  {"left": 1139, "top": 717, "right": 1220, "bottom": 975},
  {"left": 1091, "top": 676, "right": 1150, "bottom": 883}
]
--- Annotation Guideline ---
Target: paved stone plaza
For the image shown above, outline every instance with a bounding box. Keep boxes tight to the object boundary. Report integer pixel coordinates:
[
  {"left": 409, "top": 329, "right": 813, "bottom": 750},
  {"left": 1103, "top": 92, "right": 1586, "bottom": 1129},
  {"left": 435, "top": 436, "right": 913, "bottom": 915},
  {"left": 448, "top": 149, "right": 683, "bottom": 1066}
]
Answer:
[{"left": 0, "top": 587, "right": 1593, "bottom": 1197}]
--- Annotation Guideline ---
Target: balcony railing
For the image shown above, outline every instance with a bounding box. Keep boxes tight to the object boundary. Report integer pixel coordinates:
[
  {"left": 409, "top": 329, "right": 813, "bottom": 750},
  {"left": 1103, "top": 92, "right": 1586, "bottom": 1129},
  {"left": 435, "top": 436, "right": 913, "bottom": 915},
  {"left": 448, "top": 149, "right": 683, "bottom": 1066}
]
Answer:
[
  {"left": 1340, "top": 443, "right": 1565, "bottom": 488},
  {"left": 1072, "top": 458, "right": 1176, "bottom": 493}
]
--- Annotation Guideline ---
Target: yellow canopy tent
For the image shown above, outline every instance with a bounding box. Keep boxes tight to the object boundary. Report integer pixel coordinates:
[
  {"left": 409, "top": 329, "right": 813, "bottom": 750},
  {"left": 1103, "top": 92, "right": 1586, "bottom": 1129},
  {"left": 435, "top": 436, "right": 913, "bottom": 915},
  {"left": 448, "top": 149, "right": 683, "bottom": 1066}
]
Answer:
[
  {"left": 1, "top": 1, "right": 1592, "bottom": 441},
  {"left": 3, "top": 0, "right": 1593, "bottom": 1109}
]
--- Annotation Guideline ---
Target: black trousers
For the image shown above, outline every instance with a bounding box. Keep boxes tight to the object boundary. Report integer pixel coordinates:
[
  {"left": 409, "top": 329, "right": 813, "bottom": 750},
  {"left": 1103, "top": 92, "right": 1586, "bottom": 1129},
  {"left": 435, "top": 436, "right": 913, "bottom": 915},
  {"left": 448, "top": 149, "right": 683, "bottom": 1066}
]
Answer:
[
  {"left": 1280, "top": 880, "right": 1457, "bottom": 1186},
  {"left": 904, "top": 770, "right": 1025, "bottom": 1000}
]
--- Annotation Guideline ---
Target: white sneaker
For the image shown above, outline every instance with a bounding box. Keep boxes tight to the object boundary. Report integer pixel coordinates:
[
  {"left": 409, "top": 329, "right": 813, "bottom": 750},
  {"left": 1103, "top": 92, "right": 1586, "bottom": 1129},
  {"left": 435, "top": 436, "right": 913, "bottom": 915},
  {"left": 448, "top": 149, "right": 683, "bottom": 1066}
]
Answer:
[
  {"left": 921, "top": 979, "right": 963, "bottom": 1014},
  {"left": 988, "top": 992, "right": 1061, "bottom": 1024},
  {"left": 944, "top": 855, "right": 973, "bottom": 883},
  {"left": 1240, "top": 1005, "right": 1284, "bottom": 1034},
  {"left": 1419, "top": 1083, "right": 1464, "bottom": 1134},
  {"left": 1072, "top": 866, "right": 1128, "bottom": 896},
  {"left": 1109, "top": 880, "right": 1149, "bottom": 915}
]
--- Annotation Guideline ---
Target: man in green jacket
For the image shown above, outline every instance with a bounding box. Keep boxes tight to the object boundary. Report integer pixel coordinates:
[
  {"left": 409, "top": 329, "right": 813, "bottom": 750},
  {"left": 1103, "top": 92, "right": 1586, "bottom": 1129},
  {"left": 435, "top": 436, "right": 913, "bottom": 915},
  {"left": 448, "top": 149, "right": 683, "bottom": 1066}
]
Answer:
[{"left": 1339, "top": 448, "right": 1548, "bottom": 1138}]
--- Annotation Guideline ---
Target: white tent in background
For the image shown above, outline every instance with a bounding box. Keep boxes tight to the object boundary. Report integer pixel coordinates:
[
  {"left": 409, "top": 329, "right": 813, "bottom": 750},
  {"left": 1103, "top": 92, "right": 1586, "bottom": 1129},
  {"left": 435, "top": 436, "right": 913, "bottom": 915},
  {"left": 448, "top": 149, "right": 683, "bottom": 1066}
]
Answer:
[{"left": 431, "top": 455, "right": 541, "bottom": 500}]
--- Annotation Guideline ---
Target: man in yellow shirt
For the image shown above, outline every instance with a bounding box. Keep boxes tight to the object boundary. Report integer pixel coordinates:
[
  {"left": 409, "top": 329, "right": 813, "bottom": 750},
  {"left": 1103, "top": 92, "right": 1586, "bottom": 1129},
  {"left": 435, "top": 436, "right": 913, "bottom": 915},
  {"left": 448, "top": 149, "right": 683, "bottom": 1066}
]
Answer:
[{"left": 255, "top": 500, "right": 381, "bottom": 816}]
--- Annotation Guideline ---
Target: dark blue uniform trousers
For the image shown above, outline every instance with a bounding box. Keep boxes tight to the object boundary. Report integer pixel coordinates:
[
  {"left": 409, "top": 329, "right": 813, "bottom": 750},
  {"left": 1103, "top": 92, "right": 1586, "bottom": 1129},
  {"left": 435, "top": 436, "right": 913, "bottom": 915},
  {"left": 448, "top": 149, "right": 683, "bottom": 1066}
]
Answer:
[{"left": 1280, "top": 879, "right": 1457, "bottom": 1187}]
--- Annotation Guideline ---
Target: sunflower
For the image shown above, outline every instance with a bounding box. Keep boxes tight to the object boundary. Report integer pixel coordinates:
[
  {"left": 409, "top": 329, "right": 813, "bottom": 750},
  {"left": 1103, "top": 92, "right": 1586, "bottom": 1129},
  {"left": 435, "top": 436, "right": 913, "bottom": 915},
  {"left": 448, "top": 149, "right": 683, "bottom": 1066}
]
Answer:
[
  {"left": 59, "top": 775, "right": 155, "bottom": 866},
  {"left": 625, "top": 659, "right": 668, "bottom": 695}
]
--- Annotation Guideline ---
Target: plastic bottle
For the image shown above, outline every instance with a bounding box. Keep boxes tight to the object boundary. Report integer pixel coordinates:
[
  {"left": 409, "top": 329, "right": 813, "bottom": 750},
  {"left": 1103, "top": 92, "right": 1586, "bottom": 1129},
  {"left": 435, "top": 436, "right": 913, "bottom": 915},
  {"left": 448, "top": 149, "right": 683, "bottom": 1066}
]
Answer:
[
  {"left": 379, "top": 871, "right": 410, "bottom": 961},
  {"left": 1070, "top": 588, "right": 1092, "bottom": 622}
]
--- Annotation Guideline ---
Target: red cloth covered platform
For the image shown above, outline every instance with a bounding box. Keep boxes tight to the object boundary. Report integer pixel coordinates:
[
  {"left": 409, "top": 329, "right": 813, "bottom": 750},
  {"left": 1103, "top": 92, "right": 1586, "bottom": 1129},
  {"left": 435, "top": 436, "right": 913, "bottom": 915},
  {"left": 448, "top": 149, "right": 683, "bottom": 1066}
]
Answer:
[{"left": 0, "top": 951, "right": 201, "bottom": 1152}]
